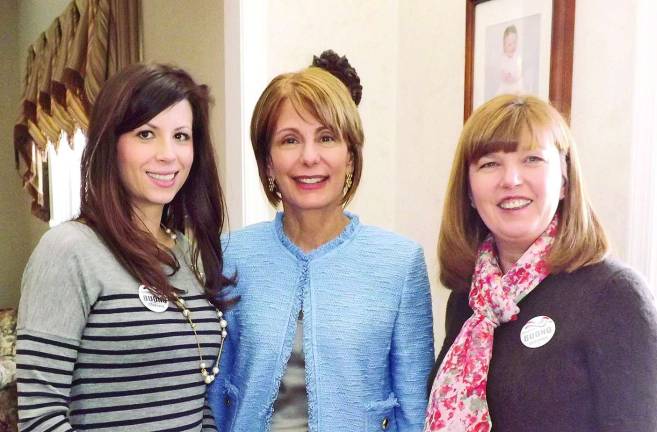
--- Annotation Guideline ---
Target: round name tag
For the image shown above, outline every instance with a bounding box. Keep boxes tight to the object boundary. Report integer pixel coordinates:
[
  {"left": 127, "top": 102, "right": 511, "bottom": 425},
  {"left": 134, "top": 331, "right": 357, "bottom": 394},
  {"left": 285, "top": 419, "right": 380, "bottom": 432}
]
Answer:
[
  {"left": 138, "top": 285, "right": 169, "bottom": 313},
  {"left": 520, "top": 315, "right": 556, "bottom": 348}
]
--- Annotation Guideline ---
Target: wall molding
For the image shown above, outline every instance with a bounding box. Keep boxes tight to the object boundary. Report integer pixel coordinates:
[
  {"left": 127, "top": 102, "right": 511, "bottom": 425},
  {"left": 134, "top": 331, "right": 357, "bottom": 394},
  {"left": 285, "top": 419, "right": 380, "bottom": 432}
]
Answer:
[{"left": 627, "top": 0, "right": 657, "bottom": 291}]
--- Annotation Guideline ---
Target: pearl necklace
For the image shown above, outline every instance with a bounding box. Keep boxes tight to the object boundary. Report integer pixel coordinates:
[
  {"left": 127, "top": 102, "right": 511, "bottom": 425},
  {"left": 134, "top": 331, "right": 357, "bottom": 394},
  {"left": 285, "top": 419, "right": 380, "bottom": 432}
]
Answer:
[
  {"left": 162, "top": 225, "right": 177, "bottom": 241},
  {"left": 174, "top": 295, "right": 228, "bottom": 384},
  {"left": 162, "top": 224, "right": 228, "bottom": 385}
]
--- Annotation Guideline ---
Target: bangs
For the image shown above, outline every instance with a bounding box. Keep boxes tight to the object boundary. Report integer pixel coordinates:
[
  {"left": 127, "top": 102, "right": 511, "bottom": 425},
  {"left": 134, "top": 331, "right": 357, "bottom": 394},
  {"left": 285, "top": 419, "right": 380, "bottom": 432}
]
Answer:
[
  {"left": 117, "top": 75, "right": 189, "bottom": 135},
  {"left": 260, "top": 67, "right": 360, "bottom": 149},
  {"left": 465, "top": 98, "right": 569, "bottom": 163},
  {"left": 286, "top": 83, "right": 346, "bottom": 139}
]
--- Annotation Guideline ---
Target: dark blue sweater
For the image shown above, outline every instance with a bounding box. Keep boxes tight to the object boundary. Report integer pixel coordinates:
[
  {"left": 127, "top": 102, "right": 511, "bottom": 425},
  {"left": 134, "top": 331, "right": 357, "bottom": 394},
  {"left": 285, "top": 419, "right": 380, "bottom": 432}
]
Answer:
[{"left": 429, "top": 259, "right": 657, "bottom": 432}]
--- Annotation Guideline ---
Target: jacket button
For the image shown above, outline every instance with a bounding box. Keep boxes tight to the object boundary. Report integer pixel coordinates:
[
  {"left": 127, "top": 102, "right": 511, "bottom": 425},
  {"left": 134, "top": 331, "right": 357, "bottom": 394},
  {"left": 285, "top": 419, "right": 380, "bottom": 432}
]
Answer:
[
  {"left": 381, "top": 416, "right": 389, "bottom": 429},
  {"left": 224, "top": 396, "right": 231, "bottom": 407}
]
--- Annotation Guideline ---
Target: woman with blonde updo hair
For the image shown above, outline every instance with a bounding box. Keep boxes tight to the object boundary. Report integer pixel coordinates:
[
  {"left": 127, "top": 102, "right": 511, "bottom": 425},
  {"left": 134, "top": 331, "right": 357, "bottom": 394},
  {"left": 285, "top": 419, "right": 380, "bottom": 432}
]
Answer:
[{"left": 209, "top": 51, "right": 434, "bottom": 431}]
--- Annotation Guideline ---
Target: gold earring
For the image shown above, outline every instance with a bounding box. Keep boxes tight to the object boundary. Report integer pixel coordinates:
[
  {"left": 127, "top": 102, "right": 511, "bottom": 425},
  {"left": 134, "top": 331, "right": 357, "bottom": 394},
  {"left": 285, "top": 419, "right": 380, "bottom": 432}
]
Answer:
[
  {"left": 344, "top": 171, "right": 353, "bottom": 193},
  {"left": 268, "top": 176, "right": 275, "bottom": 192}
]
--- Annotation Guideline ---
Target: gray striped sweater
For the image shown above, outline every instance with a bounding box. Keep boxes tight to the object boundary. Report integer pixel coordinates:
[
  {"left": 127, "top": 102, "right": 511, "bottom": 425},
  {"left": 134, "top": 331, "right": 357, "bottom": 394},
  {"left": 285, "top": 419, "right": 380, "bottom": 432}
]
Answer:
[{"left": 16, "top": 222, "right": 220, "bottom": 431}]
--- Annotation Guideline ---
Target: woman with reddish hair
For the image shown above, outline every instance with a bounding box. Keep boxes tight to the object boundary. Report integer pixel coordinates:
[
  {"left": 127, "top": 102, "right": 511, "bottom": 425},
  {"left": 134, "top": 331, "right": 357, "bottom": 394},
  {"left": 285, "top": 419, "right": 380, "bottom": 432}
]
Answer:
[{"left": 426, "top": 94, "right": 657, "bottom": 432}]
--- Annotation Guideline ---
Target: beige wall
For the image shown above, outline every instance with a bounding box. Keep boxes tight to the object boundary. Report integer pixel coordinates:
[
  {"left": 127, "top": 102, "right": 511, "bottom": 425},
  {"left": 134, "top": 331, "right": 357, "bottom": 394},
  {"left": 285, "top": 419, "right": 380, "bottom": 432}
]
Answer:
[
  {"left": 395, "top": 1, "right": 465, "bottom": 344},
  {"left": 570, "top": 0, "right": 636, "bottom": 260},
  {"left": 0, "top": 0, "right": 27, "bottom": 308},
  {"left": 141, "top": 0, "right": 226, "bottom": 180},
  {"left": 0, "top": 0, "right": 69, "bottom": 308}
]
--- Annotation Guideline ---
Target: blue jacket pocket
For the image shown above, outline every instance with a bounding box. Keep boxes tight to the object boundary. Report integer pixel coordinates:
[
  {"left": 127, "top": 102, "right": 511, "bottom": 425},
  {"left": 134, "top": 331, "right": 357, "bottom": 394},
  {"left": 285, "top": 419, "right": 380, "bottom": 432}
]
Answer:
[
  {"left": 366, "top": 393, "right": 399, "bottom": 431},
  {"left": 210, "top": 377, "right": 240, "bottom": 431}
]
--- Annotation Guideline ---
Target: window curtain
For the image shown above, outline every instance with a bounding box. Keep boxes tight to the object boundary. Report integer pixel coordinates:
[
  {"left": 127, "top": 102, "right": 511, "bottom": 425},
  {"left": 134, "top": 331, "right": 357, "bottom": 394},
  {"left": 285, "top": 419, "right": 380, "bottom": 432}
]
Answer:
[{"left": 14, "top": 0, "right": 141, "bottom": 221}]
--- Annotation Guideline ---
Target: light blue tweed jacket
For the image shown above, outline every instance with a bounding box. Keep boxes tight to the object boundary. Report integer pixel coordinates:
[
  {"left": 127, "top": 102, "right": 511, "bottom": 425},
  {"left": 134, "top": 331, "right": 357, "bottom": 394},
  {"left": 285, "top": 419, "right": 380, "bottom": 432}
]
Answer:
[{"left": 208, "top": 212, "right": 434, "bottom": 431}]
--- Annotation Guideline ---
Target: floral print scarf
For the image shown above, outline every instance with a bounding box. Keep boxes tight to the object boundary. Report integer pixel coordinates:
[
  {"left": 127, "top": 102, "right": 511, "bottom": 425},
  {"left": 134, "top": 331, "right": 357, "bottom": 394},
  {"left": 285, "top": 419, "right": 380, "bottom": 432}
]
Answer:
[{"left": 424, "top": 216, "right": 558, "bottom": 432}]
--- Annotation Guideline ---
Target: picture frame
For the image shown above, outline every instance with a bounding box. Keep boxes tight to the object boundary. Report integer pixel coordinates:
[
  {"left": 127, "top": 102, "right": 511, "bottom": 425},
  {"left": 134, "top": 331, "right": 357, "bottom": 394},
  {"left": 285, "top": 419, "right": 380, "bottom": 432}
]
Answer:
[{"left": 464, "top": 0, "right": 575, "bottom": 122}]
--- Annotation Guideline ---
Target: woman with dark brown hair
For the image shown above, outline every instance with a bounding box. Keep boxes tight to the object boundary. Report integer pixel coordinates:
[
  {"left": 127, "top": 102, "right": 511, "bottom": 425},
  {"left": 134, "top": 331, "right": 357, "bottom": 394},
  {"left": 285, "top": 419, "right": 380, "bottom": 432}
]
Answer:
[
  {"left": 16, "top": 63, "right": 232, "bottom": 431},
  {"left": 425, "top": 94, "right": 657, "bottom": 432}
]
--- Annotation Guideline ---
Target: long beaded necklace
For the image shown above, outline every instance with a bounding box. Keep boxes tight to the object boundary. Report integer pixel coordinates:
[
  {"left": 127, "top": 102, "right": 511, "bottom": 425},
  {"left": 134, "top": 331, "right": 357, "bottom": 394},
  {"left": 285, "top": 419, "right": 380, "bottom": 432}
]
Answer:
[
  {"left": 173, "top": 294, "right": 227, "bottom": 384},
  {"left": 162, "top": 225, "right": 228, "bottom": 385}
]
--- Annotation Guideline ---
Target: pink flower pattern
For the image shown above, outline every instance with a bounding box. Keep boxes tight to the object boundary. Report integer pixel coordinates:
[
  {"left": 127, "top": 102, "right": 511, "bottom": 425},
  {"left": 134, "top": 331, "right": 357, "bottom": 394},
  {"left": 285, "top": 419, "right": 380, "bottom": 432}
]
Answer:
[{"left": 424, "top": 216, "right": 558, "bottom": 432}]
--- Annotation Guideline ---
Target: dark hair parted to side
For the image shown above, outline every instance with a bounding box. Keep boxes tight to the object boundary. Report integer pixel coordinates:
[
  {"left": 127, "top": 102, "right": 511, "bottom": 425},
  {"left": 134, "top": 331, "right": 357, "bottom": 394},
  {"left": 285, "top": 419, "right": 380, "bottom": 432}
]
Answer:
[
  {"left": 79, "top": 63, "right": 234, "bottom": 307},
  {"left": 438, "top": 94, "right": 609, "bottom": 291},
  {"left": 250, "top": 67, "right": 364, "bottom": 207}
]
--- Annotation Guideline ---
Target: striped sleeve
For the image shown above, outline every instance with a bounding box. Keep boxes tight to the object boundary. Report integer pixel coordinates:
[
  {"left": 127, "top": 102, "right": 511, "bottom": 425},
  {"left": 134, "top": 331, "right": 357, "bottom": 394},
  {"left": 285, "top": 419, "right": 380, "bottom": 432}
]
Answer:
[
  {"left": 16, "top": 330, "right": 79, "bottom": 431},
  {"left": 16, "top": 225, "right": 93, "bottom": 431},
  {"left": 202, "top": 399, "right": 218, "bottom": 431}
]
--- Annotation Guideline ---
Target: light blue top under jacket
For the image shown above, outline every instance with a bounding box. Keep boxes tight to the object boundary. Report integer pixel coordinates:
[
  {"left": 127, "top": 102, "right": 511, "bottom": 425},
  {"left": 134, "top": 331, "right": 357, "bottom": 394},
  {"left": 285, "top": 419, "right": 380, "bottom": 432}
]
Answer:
[{"left": 208, "top": 212, "right": 435, "bottom": 432}]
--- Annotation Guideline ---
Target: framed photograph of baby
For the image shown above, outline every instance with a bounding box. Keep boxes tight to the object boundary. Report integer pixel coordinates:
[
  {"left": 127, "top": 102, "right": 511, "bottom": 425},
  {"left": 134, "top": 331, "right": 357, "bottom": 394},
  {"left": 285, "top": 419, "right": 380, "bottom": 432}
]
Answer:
[{"left": 464, "top": 0, "right": 575, "bottom": 122}]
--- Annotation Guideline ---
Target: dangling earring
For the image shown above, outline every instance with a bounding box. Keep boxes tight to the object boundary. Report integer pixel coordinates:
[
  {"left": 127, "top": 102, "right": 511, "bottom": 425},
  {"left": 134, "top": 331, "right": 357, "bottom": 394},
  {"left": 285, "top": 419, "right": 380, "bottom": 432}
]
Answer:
[
  {"left": 344, "top": 171, "right": 353, "bottom": 194},
  {"left": 560, "top": 175, "right": 568, "bottom": 200},
  {"left": 268, "top": 176, "right": 276, "bottom": 192}
]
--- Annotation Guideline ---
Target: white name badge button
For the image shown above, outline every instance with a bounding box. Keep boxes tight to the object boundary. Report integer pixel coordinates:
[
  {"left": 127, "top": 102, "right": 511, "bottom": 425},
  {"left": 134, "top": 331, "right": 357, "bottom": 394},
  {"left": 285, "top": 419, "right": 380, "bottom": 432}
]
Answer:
[
  {"left": 520, "top": 315, "right": 556, "bottom": 348},
  {"left": 139, "top": 284, "right": 169, "bottom": 312}
]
